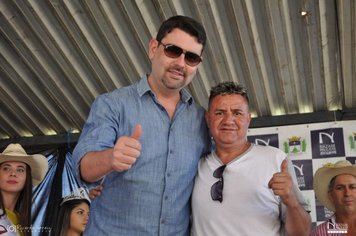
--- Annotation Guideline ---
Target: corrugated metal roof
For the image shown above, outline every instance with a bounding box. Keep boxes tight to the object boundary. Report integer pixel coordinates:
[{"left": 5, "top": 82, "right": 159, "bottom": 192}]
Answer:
[{"left": 0, "top": 0, "right": 355, "bottom": 143}]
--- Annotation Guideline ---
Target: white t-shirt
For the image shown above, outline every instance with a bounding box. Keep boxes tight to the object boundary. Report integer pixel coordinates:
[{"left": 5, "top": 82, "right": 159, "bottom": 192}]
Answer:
[{"left": 191, "top": 144, "right": 309, "bottom": 236}]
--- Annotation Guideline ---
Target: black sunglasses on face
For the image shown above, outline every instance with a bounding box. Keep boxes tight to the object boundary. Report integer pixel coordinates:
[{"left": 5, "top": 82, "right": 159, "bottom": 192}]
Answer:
[
  {"left": 158, "top": 41, "right": 202, "bottom": 66},
  {"left": 210, "top": 165, "right": 226, "bottom": 203}
]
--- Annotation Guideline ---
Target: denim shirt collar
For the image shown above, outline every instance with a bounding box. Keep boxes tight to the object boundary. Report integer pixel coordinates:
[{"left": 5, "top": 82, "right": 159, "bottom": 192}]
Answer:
[{"left": 137, "top": 74, "right": 193, "bottom": 105}]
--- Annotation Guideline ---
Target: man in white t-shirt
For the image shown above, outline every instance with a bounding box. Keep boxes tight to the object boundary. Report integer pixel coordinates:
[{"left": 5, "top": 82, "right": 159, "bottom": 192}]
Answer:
[{"left": 190, "top": 82, "right": 311, "bottom": 236}]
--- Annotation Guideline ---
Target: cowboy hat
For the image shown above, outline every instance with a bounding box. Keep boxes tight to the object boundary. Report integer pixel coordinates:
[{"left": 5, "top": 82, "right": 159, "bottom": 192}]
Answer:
[
  {"left": 0, "top": 143, "right": 48, "bottom": 186},
  {"left": 313, "top": 160, "right": 356, "bottom": 212}
]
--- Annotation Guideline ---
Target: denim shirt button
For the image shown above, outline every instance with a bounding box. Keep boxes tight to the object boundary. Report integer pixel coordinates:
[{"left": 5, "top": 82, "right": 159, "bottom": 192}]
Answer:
[{"left": 161, "top": 219, "right": 166, "bottom": 224}]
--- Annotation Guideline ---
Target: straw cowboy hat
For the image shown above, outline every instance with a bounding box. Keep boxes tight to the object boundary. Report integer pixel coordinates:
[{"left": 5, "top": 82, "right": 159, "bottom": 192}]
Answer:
[
  {"left": 0, "top": 143, "right": 48, "bottom": 186},
  {"left": 313, "top": 160, "right": 356, "bottom": 212}
]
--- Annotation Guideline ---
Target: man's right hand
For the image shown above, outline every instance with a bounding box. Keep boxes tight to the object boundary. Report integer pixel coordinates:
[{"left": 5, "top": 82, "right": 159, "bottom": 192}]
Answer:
[
  {"left": 111, "top": 124, "right": 142, "bottom": 171},
  {"left": 89, "top": 185, "right": 103, "bottom": 199},
  {"left": 79, "top": 124, "right": 142, "bottom": 182}
]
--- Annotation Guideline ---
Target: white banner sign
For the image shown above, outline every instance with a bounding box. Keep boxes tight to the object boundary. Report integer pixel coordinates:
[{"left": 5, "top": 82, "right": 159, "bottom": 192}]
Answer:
[{"left": 247, "top": 120, "right": 356, "bottom": 226}]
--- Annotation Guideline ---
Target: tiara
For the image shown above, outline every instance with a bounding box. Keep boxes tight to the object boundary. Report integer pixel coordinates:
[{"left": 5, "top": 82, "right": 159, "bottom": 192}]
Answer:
[{"left": 60, "top": 187, "right": 90, "bottom": 205}]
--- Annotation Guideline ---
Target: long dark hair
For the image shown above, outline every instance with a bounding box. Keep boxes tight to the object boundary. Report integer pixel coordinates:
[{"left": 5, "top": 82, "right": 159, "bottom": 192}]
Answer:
[
  {"left": 0, "top": 163, "right": 32, "bottom": 236},
  {"left": 54, "top": 199, "right": 90, "bottom": 236}
]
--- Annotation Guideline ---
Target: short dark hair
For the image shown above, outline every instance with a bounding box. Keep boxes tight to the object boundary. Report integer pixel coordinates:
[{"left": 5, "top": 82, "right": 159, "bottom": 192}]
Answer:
[
  {"left": 208, "top": 81, "right": 249, "bottom": 107},
  {"left": 156, "top": 15, "right": 207, "bottom": 50}
]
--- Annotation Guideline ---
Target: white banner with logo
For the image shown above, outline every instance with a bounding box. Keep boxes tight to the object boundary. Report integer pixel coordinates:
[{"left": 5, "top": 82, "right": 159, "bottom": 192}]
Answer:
[{"left": 247, "top": 120, "right": 356, "bottom": 226}]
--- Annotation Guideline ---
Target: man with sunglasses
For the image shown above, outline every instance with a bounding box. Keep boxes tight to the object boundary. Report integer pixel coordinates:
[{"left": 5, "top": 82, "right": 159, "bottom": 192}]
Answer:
[
  {"left": 72, "top": 15, "right": 211, "bottom": 235},
  {"left": 190, "top": 82, "right": 311, "bottom": 236}
]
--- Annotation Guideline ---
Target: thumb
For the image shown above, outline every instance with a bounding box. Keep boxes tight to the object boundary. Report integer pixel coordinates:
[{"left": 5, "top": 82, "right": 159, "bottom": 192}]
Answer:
[
  {"left": 281, "top": 159, "right": 288, "bottom": 173},
  {"left": 131, "top": 124, "right": 142, "bottom": 140}
]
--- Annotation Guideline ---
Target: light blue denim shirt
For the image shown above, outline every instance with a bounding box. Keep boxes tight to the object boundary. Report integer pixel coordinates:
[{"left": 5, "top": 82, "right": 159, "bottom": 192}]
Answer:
[{"left": 72, "top": 75, "right": 210, "bottom": 236}]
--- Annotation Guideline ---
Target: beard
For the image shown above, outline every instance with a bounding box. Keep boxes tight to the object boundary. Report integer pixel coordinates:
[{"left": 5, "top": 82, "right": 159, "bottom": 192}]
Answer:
[
  {"left": 161, "top": 66, "right": 188, "bottom": 90},
  {"left": 161, "top": 77, "right": 186, "bottom": 90}
]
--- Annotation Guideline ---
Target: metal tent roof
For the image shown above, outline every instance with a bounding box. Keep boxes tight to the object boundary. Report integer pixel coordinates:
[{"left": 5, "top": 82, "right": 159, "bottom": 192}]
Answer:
[{"left": 0, "top": 0, "right": 355, "bottom": 150}]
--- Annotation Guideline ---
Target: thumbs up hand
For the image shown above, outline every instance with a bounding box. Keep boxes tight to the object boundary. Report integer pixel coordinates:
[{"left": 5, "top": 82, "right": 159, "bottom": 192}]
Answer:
[
  {"left": 268, "top": 159, "right": 298, "bottom": 207},
  {"left": 111, "top": 124, "right": 142, "bottom": 172}
]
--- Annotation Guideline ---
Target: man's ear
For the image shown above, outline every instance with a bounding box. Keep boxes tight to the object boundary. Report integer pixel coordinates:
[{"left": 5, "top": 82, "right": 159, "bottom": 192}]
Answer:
[{"left": 148, "top": 39, "right": 159, "bottom": 60}]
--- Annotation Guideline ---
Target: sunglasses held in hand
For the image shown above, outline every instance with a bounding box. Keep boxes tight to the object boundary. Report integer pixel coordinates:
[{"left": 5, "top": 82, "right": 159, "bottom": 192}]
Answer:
[{"left": 158, "top": 41, "right": 202, "bottom": 66}]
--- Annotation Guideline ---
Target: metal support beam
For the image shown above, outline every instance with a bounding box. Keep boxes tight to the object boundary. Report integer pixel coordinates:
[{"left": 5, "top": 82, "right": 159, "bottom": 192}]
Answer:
[
  {"left": 0, "top": 133, "right": 80, "bottom": 154},
  {"left": 1, "top": 109, "right": 356, "bottom": 152},
  {"left": 250, "top": 109, "right": 356, "bottom": 128}
]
